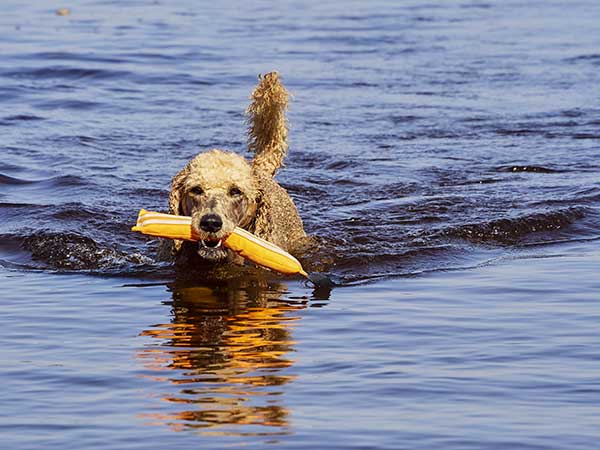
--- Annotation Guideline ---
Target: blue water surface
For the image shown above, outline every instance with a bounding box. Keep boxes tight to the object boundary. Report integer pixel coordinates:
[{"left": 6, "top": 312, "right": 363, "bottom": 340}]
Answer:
[{"left": 1, "top": 1, "right": 599, "bottom": 449}]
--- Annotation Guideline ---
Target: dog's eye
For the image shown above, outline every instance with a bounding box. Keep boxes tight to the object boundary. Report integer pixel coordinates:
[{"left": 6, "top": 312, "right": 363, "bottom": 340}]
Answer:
[
  {"left": 229, "top": 186, "right": 243, "bottom": 197},
  {"left": 189, "top": 186, "right": 204, "bottom": 196}
]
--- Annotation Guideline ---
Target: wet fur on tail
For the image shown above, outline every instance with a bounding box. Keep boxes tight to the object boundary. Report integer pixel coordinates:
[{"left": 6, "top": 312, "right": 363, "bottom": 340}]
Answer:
[{"left": 247, "top": 72, "right": 289, "bottom": 177}]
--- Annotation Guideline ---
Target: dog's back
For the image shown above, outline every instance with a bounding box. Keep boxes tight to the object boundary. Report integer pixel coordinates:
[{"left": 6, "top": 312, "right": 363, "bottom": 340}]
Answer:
[{"left": 246, "top": 72, "right": 310, "bottom": 254}]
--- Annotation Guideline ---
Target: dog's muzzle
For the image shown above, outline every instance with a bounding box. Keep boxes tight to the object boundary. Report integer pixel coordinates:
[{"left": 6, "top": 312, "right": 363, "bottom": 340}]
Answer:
[{"left": 195, "top": 214, "right": 229, "bottom": 261}]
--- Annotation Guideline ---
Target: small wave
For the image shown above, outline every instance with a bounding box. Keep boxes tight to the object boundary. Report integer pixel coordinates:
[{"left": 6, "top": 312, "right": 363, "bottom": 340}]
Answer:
[
  {"left": 5, "top": 231, "right": 152, "bottom": 271},
  {"left": 132, "top": 72, "right": 217, "bottom": 86},
  {"left": 36, "top": 99, "right": 103, "bottom": 111},
  {"left": 0, "top": 174, "right": 37, "bottom": 185},
  {"left": 0, "top": 202, "right": 42, "bottom": 209},
  {"left": 573, "top": 133, "right": 600, "bottom": 140},
  {"left": 0, "top": 162, "right": 29, "bottom": 172},
  {"left": 324, "top": 160, "right": 357, "bottom": 170},
  {"left": 47, "top": 204, "right": 104, "bottom": 221},
  {"left": 495, "top": 128, "right": 539, "bottom": 137},
  {"left": 2, "top": 114, "right": 45, "bottom": 122},
  {"left": 0, "top": 173, "right": 87, "bottom": 188},
  {"left": 3, "top": 65, "right": 131, "bottom": 81},
  {"left": 564, "top": 54, "right": 600, "bottom": 65},
  {"left": 32, "top": 51, "right": 126, "bottom": 64},
  {"left": 442, "top": 177, "right": 503, "bottom": 186},
  {"left": 389, "top": 114, "right": 423, "bottom": 124},
  {"left": 438, "top": 208, "right": 586, "bottom": 244},
  {"left": 39, "top": 174, "right": 89, "bottom": 188},
  {"left": 119, "top": 51, "right": 178, "bottom": 61},
  {"left": 496, "top": 165, "right": 565, "bottom": 174}
]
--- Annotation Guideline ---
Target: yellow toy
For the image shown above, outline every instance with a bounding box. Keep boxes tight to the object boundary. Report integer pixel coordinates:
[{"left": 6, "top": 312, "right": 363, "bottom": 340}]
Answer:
[{"left": 132, "top": 209, "right": 308, "bottom": 277}]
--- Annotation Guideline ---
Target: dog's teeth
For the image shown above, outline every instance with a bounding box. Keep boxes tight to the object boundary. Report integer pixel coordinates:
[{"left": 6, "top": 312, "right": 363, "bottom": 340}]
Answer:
[{"left": 200, "top": 239, "right": 222, "bottom": 249}]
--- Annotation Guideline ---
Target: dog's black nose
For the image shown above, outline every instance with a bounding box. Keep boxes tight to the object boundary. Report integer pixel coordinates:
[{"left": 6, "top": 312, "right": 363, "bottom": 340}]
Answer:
[{"left": 199, "top": 214, "right": 223, "bottom": 233}]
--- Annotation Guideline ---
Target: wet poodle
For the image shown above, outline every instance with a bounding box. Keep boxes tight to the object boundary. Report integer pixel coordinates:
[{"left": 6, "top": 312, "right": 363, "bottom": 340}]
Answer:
[{"left": 162, "top": 72, "right": 310, "bottom": 267}]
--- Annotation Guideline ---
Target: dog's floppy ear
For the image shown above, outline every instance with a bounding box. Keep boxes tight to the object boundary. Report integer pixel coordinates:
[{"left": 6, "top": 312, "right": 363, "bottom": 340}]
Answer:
[
  {"left": 168, "top": 163, "right": 190, "bottom": 254},
  {"left": 168, "top": 163, "right": 190, "bottom": 216}
]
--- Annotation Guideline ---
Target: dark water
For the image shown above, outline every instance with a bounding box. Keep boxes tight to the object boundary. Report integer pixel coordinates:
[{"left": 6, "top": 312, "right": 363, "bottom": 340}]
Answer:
[{"left": 1, "top": 1, "right": 599, "bottom": 449}]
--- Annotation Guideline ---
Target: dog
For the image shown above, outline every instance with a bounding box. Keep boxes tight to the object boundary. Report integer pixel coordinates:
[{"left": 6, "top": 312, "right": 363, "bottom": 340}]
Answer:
[{"left": 161, "top": 72, "right": 310, "bottom": 268}]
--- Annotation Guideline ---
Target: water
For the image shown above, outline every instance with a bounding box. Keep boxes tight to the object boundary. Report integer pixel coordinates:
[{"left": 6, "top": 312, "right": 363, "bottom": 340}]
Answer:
[{"left": 1, "top": 0, "right": 599, "bottom": 448}]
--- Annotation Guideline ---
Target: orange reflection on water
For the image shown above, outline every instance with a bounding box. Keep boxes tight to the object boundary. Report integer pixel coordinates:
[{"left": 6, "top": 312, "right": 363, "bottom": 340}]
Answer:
[{"left": 137, "top": 278, "right": 306, "bottom": 435}]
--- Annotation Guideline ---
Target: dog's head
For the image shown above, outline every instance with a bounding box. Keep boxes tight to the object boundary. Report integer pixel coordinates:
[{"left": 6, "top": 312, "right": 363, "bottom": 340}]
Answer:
[{"left": 169, "top": 150, "right": 259, "bottom": 262}]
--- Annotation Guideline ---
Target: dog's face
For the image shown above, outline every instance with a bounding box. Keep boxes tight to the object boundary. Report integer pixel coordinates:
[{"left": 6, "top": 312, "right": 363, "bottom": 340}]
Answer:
[{"left": 171, "top": 150, "right": 259, "bottom": 262}]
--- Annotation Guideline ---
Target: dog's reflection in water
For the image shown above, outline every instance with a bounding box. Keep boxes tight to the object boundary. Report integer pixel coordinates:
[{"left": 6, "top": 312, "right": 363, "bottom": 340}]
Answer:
[{"left": 137, "top": 276, "right": 308, "bottom": 435}]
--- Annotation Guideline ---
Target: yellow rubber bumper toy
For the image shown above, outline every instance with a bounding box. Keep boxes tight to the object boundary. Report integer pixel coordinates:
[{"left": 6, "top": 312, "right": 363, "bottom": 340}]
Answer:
[{"left": 132, "top": 209, "right": 308, "bottom": 278}]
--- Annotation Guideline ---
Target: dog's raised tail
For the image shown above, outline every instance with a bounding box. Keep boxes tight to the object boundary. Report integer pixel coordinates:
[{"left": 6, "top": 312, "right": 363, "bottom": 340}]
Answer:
[{"left": 246, "top": 72, "right": 289, "bottom": 177}]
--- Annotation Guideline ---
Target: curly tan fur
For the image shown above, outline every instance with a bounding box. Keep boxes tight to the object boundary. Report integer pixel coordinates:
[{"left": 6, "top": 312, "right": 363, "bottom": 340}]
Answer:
[{"left": 162, "top": 72, "right": 309, "bottom": 268}]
